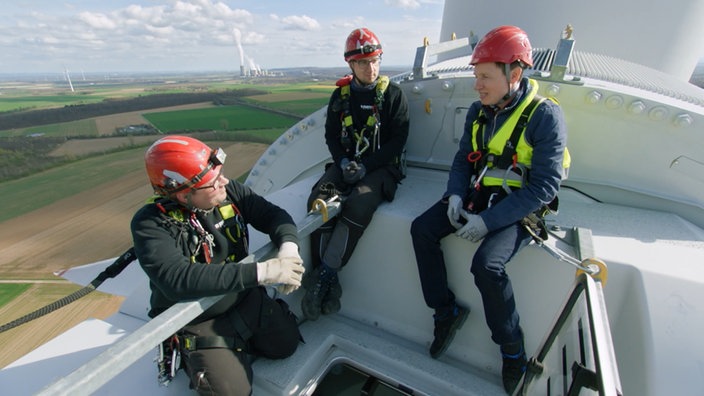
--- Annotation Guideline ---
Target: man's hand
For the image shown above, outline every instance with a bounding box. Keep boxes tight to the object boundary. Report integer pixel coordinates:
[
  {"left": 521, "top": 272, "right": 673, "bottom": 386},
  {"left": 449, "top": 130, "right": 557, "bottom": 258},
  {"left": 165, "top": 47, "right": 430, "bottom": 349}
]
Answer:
[
  {"left": 342, "top": 161, "right": 366, "bottom": 184},
  {"left": 274, "top": 242, "right": 303, "bottom": 294},
  {"left": 455, "top": 211, "right": 488, "bottom": 242},
  {"left": 277, "top": 241, "right": 301, "bottom": 261},
  {"left": 256, "top": 257, "right": 305, "bottom": 294},
  {"left": 446, "top": 194, "right": 463, "bottom": 229}
]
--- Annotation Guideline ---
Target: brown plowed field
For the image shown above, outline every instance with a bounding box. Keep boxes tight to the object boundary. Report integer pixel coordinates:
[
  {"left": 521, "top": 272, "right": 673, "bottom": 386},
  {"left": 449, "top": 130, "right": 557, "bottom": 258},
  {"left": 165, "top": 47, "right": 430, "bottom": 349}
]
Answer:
[{"left": 0, "top": 110, "right": 267, "bottom": 367}]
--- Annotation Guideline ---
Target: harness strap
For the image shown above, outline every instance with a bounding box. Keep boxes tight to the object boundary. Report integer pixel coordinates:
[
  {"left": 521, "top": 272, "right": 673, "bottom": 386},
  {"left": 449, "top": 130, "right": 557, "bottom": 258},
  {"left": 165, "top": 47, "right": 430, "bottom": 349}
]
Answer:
[
  {"left": 218, "top": 202, "right": 247, "bottom": 243},
  {"left": 336, "top": 76, "right": 389, "bottom": 160},
  {"left": 180, "top": 335, "right": 245, "bottom": 352},
  {"left": 494, "top": 95, "right": 545, "bottom": 170}
]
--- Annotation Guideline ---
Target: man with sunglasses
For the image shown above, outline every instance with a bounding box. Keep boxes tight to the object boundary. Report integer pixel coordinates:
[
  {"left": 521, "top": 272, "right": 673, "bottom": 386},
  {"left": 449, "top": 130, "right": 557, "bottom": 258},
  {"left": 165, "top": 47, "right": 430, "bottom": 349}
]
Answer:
[
  {"left": 131, "top": 135, "right": 305, "bottom": 395},
  {"left": 301, "top": 27, "right": 409, "bottom": 321}
]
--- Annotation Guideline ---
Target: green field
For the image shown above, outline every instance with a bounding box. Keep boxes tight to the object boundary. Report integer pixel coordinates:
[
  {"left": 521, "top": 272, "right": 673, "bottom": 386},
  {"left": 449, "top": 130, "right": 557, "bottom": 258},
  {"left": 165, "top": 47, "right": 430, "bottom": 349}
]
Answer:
[
  {"left": 0, "top": 80, "right": 332, "bottom": 220},
  {"left": 0, "top": 94, "right": 106, "bottom": 113},
  {"left": 0, "top": 147, "right": 147, "bottom": 222},
  {"left": 0, "top": 80, "right": 333, "bottom": 114},
  {"left": 0, "top": 284, "right": 31, "bottom": 306},
  {"left": 1, "top": 119, "right": 99, "bottom": 138},
  {"left": 211, "top": 82, "right": 335, "bottom": 95},
  {"left": 255, "top": 98, "right": 330, "bottom": 115},
  {"left": 144, "top": 106, "right": 299, "bottom": 132}
]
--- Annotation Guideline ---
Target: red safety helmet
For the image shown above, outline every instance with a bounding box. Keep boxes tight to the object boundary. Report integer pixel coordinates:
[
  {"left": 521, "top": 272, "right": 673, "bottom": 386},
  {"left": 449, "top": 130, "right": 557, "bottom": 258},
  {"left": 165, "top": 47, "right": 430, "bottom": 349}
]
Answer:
[
  {"left": 470, "top": 25, "right": 533, "bottom": 67},
  {"left": 344, "top": 28, "right": 383, "bottom": 62},
  {"left": 144, "top": 135, "right": 226, "bottom": 195}
]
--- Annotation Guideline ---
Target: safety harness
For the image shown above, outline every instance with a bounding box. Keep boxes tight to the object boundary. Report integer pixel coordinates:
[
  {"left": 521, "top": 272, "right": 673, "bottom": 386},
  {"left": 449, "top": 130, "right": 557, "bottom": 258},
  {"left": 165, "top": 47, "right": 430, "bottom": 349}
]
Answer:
[
  {"left": 216, "top": 202, "right": 249, "bottom": 261},
  {"left": 467, "top": 79, "right": 571, "bottom": 232},
  {"left": 334, "top": 74, "right": 390, "bottom": 161},
  {"left": 151, "top": 196, "right": 248, "bottom": 265},
  {"left": 150, "top": 196, "right": 255, "bottom": 386}
]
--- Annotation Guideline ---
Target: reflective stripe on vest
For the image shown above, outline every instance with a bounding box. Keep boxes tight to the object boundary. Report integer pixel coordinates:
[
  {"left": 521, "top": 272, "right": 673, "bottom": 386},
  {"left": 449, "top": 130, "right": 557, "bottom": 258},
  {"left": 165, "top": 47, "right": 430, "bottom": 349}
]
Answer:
[{"left": 471, "top": 79, "right": 571, "bottom": 189}]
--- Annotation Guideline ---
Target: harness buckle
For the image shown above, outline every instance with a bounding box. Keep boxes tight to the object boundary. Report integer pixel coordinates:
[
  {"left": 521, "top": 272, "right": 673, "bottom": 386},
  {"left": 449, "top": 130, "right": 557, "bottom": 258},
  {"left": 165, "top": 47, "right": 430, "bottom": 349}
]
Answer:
[{"left": 181, "top": 334, "right": 197, "bottom": 351}]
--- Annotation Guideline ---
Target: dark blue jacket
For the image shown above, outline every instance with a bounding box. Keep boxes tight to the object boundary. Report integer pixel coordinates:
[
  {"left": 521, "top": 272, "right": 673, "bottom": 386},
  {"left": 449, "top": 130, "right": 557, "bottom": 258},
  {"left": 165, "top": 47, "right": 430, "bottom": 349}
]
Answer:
[{"left": 444, "top": 77, "right": 567, "bottom": 231}]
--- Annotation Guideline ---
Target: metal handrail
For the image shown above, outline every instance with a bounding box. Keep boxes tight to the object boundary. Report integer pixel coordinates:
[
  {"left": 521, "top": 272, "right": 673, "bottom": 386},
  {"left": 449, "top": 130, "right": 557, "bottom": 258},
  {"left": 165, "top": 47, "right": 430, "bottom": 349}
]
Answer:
[
  {"left": 36, "top": 199, "right": 341, "bottom": 396},
  {"left": 517, "top": 273, "right": 623, "bottom": 395}
]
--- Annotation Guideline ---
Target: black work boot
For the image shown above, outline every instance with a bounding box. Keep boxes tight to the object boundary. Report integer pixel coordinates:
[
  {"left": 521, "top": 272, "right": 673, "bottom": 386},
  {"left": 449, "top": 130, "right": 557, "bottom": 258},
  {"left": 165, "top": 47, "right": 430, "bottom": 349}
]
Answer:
[
  {"left": 301, "top": 265, "right": 335, "bottom": 321},
  {"left": 429, "top": 304, "right": 470, "bottom": 358},
  {"left": 321, "top": 273, "right": 342, "bottom": 315},
  {"left": 501, "top": 332, "right": 527, "bottom": 394}
]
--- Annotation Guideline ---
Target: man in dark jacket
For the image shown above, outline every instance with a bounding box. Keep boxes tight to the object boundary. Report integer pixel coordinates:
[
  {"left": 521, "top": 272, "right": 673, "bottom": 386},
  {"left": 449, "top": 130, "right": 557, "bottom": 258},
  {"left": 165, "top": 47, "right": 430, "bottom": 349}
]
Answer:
[
  {"left": 410, "top": 26, "right": 569, "bottom": 394},
  {"left": 131, "top": 135, "right": 305, "bottom": 395},
  {"left": 301, "top": 27, "right": 410, "bottom": 321}
]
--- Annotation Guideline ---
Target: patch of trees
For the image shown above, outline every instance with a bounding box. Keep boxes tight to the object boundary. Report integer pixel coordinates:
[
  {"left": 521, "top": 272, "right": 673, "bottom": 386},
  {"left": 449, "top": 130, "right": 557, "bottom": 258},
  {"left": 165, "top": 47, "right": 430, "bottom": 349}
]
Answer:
[
  {"left": 0, "top": 136, "right": 68, "bottom": 181},
  {"left": 0, "top": 88, "right": 268, "bottom": 131}
]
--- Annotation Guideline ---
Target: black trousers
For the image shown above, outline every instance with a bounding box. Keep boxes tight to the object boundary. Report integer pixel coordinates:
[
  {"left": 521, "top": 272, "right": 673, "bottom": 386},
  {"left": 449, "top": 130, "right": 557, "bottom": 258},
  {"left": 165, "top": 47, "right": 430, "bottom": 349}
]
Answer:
[
  {"left": 180, "top": 287, "right": 300, "bottom": 395},
  {"left": 307, "top": 163, "right": 400, "bottom": 269}
]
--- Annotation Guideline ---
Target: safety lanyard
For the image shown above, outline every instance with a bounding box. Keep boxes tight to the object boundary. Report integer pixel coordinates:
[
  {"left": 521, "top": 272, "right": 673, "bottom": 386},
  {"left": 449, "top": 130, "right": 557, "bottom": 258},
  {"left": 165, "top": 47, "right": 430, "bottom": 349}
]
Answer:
[{"left": 188, "top": 213, "right": 214, "bottom": 264}]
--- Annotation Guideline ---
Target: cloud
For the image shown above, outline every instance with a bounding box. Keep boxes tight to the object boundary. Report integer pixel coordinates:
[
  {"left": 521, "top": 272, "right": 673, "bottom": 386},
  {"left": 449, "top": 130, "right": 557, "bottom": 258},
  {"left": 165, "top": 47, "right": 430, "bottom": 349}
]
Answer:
[
  {"left": 384, "top": 0, "right": 421, "bottom": 10},
  {"left": 279, "top": 15, "right": 321, "bottom": 31},
  {"left": 77, "top": 12, "right": 118, "bottom": 30},
  {"left": 241, "top": 30, "right": 266, "bottom": 45},
  {"left": 0, "top": 0, "right": 445, "bottom": 72}
]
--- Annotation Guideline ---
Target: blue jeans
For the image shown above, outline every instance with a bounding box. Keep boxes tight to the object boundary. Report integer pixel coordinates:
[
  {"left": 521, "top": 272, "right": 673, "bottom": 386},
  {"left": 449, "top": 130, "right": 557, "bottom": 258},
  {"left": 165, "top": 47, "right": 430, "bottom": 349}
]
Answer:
[{"left": 410, "top": 199, "right": 531, "bottom": 345}]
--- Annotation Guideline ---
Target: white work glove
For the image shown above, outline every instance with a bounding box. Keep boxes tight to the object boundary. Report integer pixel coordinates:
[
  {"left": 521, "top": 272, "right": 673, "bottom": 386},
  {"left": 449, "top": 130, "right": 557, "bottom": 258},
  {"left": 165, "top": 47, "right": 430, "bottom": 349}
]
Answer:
[
  {"left": 455, "top": 210, "right": 489, "bottom": 242},
  {"left": 256, "top": 256, "right": 305, "bottom": 294},
  {"left": 274, "top": 242, "right": 304, "bottom": 294},
  {"left": 446, "top": 194, "right": 463, "bottom": 229},
  {"left": 342, "top": 161, "right": 366, "bottom": 184},
  {"left": 277, "top": 241, "right": 301, "bottom": 260}
]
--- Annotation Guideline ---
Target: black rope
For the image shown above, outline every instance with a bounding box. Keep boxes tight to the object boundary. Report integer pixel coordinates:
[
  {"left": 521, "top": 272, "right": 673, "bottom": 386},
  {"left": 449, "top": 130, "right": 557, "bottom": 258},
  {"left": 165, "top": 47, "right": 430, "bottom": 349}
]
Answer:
[{"left": 0, "top": 247, "right": 136, "bottom": 334}]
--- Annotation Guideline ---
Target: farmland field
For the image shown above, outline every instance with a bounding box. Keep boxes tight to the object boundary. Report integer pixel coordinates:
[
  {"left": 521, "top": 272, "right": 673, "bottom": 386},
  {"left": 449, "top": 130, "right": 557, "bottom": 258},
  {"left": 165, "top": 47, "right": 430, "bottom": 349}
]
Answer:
[
  {"left": 0, "top": 94, "right": 109, "bottom": 113},
  {"left": 144, "top": 105, "right": 299, "bottom": 132},
  {"left": 0, "top": 284, "right": 30, "bottom": 306},
  {"left": 0, "top": 77, "right": 329, "bottom": 368}
]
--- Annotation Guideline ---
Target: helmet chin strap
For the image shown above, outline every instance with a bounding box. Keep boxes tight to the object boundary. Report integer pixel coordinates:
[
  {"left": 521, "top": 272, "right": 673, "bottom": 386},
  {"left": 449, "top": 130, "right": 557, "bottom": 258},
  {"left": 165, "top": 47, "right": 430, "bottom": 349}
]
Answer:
[
  {"left": 490, "top": 89, "right": 516, "bottom": 110},
  {"left": 491, "top": 64, "right": 520, "bottom": 109}
]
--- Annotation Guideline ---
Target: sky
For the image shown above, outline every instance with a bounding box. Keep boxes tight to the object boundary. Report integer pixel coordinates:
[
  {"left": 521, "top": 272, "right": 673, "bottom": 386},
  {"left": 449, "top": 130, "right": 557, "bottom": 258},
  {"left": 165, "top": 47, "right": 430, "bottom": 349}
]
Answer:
[{"left": 0, "top": 0, "right": 445, "bottom": 75}]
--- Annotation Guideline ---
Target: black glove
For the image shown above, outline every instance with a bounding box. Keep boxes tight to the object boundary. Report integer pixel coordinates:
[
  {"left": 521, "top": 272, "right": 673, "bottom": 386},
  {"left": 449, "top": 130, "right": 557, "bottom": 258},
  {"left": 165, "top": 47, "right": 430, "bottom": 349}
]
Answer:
[{"left": 342, "top": 161, "right": 366, "bottom": 184}]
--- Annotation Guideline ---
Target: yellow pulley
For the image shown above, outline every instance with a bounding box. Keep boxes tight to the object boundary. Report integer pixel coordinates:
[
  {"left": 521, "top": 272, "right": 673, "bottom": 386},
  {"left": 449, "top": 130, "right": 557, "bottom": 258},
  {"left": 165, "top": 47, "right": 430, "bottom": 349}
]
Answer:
[{"left": 576, "top": 258, "right": 609, "bottom": 285}]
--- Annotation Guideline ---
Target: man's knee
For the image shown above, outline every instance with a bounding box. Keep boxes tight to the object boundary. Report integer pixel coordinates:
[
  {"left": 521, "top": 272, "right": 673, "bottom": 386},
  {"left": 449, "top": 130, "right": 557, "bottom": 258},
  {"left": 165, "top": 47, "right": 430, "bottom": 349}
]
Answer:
[
  {"left": 411, "top": 211, "right": 445, "bottom": 243},
  {"left": 410, "top": 214, "right": 429, "bottom": 237},
  {"left": 342, "top": 196, "right": 379, "bottom": 225},
  {"left": 471, "top": 248, "right": 508, "bottom": 282}
]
